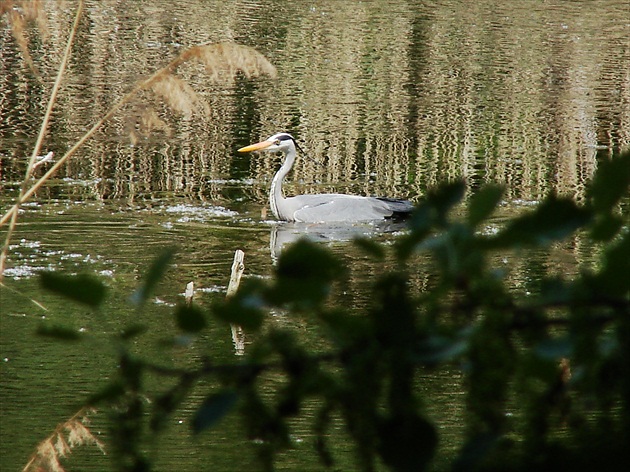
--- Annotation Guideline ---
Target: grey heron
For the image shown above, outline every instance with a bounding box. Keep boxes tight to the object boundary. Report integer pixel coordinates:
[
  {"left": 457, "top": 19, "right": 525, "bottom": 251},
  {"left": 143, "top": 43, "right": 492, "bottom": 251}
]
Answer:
[{"left": 238, "top": 133, "right": 414, "bottom": 223}]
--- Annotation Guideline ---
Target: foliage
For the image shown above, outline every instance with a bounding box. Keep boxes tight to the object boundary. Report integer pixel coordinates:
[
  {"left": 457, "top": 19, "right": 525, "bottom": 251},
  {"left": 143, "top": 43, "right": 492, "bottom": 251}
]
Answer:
[{"left": 33, "top": 150, "right": 630, "bottom": 471}]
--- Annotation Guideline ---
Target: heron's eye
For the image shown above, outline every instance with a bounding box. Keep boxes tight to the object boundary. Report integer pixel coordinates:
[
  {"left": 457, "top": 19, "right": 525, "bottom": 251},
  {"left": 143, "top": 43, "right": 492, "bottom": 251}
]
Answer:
[{"left": 274, "top": 140, "right": 280, "bottom": 145}]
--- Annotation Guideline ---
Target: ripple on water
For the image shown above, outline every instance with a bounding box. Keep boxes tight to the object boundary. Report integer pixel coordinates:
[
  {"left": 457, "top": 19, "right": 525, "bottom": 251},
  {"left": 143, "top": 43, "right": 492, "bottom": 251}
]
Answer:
[
  {"left": 3, "top": 238, "right": 114, "bottom": 280},
  {"left": 163, "top": 203, "right": 238, "bottom": 222}
]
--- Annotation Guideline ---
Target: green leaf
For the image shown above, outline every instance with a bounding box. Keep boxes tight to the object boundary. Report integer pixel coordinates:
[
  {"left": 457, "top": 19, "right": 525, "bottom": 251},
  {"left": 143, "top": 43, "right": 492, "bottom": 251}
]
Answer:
[
  {"left": 175, "top": 304, "right": 207, "bottom": 333},
  {"left": 491, "top": 195, "right": 591, "bottom": 248},
  {"left": 130, "top": 248, "right": 175, "bottom": 306},
  {"left": 378, "top": 414, "right": 437, "bottom": 472},
  {"left": 119, "top": 323, "right": 148, "bottom": 340},
  {"left": 212, "top": 279, "right": 265, "bottom": 331},
  {"left": 414, "top": 334, "right": 469, "bottom": 365},
  {"left": 408, "top": 201, "right": 434, "bottom": 235},
  {"left": 87, "top": 382, "right": 126, "bottom": 405},
  {"left": 589, "top": 213, "right": 624, "bottom": 242},
  {"left": 276, "top": 239, "right": 345, "bottom": 284},
  {"left": 271, "top": 239, "right": 346, "bottom": 308},
  {"left": 535, "top": 336, "right": 574, "bottom": 359},
  {"left": 314, "top": 403, "right": 335, "bottom": 467},
  {"left": 319, "top": 308, "right": 370, "bottom": 347},
  {"left": 192, "top": 390, "right": 238, "bottom": 434},
  {"left": 405, "top": 181, "right": 466, "bottom": 253},
  {"left": 538, "top": 277, "right": 573, "bottom": 305},
  {"left": 454, "top": 433, "right": 500, "bottom": 471},
  {"left": 429, "top": 180, "right": 467, "bottom": 217},
  {"left": 119, "top": 353, "right": 143, "bottom": 390},
  {"left": 151, "top": 377, "right": 194, "bottom": 432},
  {"left": 587, "top": 151, "right": 630, "bottom": 214},
  {"left": 40, "top": 272, "right": 106, "bottom": 307},
  {"left": 36, "top": 324, "right": 82, "bottom": 341},
  {"left": 467, "top": 185, "right": 504, "bottom": 227},
  {"left": 353, "top": 237, "right": 386, "bottom": 260},
  {"left": 592, "top": 231, "right": 630, "bottom": 297}
]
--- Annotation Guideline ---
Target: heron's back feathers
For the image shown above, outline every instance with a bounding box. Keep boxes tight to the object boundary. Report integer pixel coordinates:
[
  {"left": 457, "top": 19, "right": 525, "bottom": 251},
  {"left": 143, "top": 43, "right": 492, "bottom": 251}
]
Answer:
[
  {"left": 375, "top": 197, "right": 414, "bottom": 216},
  {"left": 286, "top": 194, "right": 413, "bottom": 223}
]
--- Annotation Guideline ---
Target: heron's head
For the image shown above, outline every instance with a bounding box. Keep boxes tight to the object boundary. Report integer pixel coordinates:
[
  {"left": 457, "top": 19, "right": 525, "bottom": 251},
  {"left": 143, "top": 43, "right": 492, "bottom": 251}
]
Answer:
[{"left": 238, "top": 133, "right": 295, "bottom": 154}]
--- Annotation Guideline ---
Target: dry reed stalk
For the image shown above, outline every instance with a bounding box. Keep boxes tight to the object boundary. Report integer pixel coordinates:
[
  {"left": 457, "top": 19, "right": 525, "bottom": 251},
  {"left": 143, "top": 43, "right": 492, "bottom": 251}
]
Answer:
[
  {"left": 0, "top": 38, "right": 276, "bottom": 277},
  {"left": 22, "top": 407, "right": 105, "bottom": 472},
  {"left": 0, "top": 279, "right": 49, "bottom": 311},
  {"left": 2, "top": 0, "right": 48, "bottom": 79},
  {"left": 0, "top": 0, "right": 84, "bottom": 281},
  {"left": 0, "top": 42, "right": 276, "bottom": 226},
  {"left": 125, "top": 105, "right": 172, "bottom": 145},
  {"left": 176, "top": 43, "right": 278, "bottom": 81},
  {"left": 149, "top": 73, "right": 210, "bottom": 118},
  {"left": 20, "top": 0, "right": 49, "bottom": 37}
]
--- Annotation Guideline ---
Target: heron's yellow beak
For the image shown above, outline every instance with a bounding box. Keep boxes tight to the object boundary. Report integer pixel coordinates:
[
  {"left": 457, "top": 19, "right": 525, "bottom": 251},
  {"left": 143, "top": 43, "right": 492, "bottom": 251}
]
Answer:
[{"left": 238, "top": 140, "right": 273, "bottom": 153}]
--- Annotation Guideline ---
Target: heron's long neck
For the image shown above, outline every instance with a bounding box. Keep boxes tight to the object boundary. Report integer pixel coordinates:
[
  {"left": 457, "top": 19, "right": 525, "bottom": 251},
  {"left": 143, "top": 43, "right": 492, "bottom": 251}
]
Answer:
[{"left": 269, "top": 146, "right": 296, "bottom": 220}]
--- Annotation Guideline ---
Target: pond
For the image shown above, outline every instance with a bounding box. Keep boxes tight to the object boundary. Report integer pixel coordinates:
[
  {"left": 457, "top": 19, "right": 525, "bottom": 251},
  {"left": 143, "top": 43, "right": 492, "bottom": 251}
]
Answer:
[{"left": 1, "top": 1, "right": 628, "bottom": 471}]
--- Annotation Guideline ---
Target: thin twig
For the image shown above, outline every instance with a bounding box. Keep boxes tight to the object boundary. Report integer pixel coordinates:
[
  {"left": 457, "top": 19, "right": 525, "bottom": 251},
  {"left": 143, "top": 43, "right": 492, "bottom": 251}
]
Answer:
[
  {"left": 0, "top": 281, "right": 49, "bottom": 312},
  {"left": 140, "top": 351, "right": 338, "bottom": 379}
]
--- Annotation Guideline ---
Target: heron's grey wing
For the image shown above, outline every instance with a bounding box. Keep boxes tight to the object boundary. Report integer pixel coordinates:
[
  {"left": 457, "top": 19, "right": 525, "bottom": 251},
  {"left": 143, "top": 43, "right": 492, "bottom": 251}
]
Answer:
[{"left": 292, "top": 196, "right": 392, "bottom": 223}]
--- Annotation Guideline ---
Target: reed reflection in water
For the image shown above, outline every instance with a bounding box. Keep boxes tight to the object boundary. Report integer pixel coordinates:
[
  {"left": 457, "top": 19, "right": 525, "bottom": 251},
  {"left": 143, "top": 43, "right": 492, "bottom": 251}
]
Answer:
[{"left": 1, "top": 0, "right": 628, "bottom": 208}]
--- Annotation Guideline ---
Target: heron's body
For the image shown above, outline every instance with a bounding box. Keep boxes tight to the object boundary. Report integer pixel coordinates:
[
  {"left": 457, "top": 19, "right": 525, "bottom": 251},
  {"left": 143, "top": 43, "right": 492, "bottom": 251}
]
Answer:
[{"left": 239, "top": 133, "right": 413, "bottom": 223}]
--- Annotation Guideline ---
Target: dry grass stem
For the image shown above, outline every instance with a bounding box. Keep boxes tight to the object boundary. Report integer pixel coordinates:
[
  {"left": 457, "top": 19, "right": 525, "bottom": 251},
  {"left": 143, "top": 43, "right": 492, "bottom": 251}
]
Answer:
[
  {"left": 150, "top": 73, "right": 210, "bottom": 118},
  {"left": 140, "top": 108, "right": 171, "bottom": 135},
  {"left": 125, "top": 105, "right": 172, "bottom": 145},
  {"left": 8, "top": 8, "right": 38, "bottom": 77},
  {"left": 22, "top": 407, "right": 105, "bottom": 472},
  {"left": 2, "top": 0, "right": 48, "bottom": 78},
  {"left": 176, "top": 43, "right": 278, "bottom": 80},
  {"left": 20, "top": 0, "right": 49, "bottom": 37},
  {"left": 0, "top": 281, "right": 49, "bottom": 311}
]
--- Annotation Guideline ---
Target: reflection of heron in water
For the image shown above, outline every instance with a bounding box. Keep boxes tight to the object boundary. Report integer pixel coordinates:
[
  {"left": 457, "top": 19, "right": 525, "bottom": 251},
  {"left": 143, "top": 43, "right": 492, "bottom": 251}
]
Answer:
[
  {"left": 238, "top": 133, "right": 413, "bottom": 223},
  {"left": 269, "top": 220, "right": 409, "bottom": 262}
]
